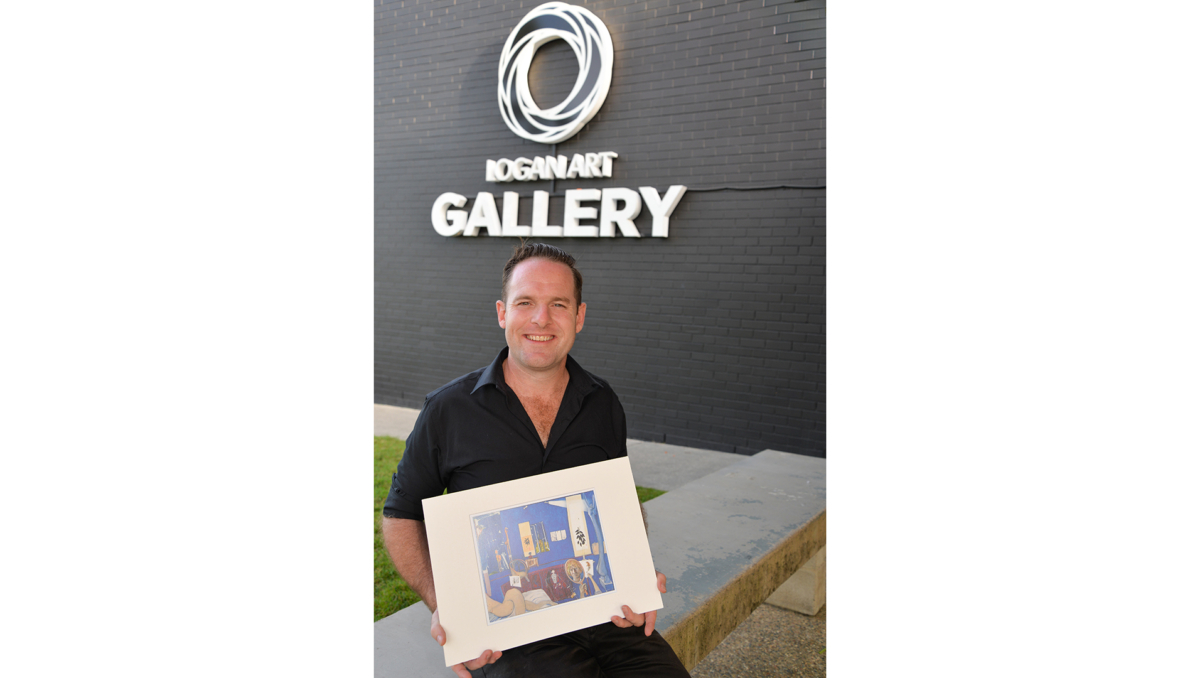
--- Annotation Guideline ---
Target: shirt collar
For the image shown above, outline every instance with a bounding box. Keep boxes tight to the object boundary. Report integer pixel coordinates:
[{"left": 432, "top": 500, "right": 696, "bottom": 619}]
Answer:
[{"left": 472, "top": 346, "right": 602, "bottom": 396}]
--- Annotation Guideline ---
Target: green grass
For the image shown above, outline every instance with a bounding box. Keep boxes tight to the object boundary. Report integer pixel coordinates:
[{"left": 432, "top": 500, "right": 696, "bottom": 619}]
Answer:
[
  {"left": 374, "top": 434, "right": 667, "bottom": 621},
  {"left": 636, "top": 485, "right": 667, "bottom": 503},
  {"left": 375, "top": 436, "right": 422, "bottom": 621}
]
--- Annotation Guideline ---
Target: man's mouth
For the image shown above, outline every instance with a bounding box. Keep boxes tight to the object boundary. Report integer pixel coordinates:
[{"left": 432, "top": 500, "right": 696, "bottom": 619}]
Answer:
[{"left": 525, "top": 334, "right": 554, "bottom": 342}]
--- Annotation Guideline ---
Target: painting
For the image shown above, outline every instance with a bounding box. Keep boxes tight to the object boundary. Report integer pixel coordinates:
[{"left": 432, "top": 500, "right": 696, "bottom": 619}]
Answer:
[{"left": 470, "top": 490, "right": 614, "bottom": 624}]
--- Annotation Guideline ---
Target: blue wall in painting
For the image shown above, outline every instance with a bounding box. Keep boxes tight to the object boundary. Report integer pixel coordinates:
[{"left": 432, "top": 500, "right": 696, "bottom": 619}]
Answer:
[{"left": 475, "top": 491, "right": 611, "bottom": 602}]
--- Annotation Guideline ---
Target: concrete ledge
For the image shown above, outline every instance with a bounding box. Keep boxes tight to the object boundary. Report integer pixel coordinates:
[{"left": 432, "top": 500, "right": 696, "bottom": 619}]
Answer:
[
  {"left": 645, "top": 450, "right": 826, "bottom": 671},
  {"left": 765, "top": 545, "right": 826, "bottom": 616},
  {"left": 626, "top": 440, "right": 743, "bottom": 492}
]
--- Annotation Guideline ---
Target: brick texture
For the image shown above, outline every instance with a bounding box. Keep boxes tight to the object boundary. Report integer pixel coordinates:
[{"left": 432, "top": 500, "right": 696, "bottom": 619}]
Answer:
[{"left": 376, "top": 0, "right": 825, "bottom": 457}]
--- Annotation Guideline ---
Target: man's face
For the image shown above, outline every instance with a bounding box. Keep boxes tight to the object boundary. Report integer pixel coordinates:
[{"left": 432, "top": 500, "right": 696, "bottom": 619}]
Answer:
[{"left": 496, "top": 257, "right": 586, "bottom": 377}]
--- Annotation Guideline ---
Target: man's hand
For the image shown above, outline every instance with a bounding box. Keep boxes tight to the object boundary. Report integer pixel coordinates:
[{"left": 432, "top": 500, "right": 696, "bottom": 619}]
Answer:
[
  {"left": 431, "top": 608, "right": 502, "bottom": 678},
  {"left": 610, "top": 570, "right": 668, "bottom": 637}
]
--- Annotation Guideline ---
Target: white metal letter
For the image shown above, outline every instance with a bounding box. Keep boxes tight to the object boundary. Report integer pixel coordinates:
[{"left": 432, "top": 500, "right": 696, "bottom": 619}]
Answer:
[
  {"left": 431, "top": 192, "right": 468, "bottom": 237},
  {"left": 513, "top": 157, "right": 533, "bottom": 181},
  {"left": 548, "top": 155, "right": 569, "bottom": 179},
  {"left": 585, "top": 153, "right": 603, "bottom": 178},
  {"left": 563, "top": 189, "right": 601, "bottom": 237},
  {"left": 599, "top": 188, "right": 642, "bottom": 237},
  {"left": 502, "top": 191, "right": 531, "bottom": 236},
  {"left": 639, "top": 185, "right": 687, "bottom": 238},
  {"left": 599, "top": 152, "right": 619, "bottom": 177},
  {"left": 494, "top": 159, "right": 514, "bottom": 182},
  {"left": 530, "top": 190, "right": 562, "bottom": 237},
  {"left": 463, "top": 192, "right": 502, "bottom": 236},
  {"left": 566, "top": 153, "right": 587, "bottom": 179}
]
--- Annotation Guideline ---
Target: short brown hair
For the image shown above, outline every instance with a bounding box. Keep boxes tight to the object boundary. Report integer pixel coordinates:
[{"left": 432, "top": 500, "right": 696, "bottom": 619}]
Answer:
[{"left": 501, "top": 241, "right": 583, "bottom": 307}]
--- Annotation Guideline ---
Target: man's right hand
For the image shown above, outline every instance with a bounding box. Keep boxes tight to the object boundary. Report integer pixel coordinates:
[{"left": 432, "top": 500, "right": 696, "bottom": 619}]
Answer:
[{"left": 431, "top": 608, "right": 503, "bottom": 678}]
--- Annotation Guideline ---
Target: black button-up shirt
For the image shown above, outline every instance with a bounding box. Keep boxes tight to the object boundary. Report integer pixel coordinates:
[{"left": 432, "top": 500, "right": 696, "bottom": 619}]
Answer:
[{"left": 382, "top": 347, "right": 628, "bottom": 522}]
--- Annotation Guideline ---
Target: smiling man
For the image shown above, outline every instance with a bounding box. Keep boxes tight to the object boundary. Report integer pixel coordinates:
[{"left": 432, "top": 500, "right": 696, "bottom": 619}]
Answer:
[{"left": 381, "top": 242, "right": 688, "bottom": 678}]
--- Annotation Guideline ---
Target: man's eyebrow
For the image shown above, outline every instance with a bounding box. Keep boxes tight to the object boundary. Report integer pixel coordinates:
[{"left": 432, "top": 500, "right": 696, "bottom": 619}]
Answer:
[{"left": 512, "top": 294, "right": 573, "bottom": 303}]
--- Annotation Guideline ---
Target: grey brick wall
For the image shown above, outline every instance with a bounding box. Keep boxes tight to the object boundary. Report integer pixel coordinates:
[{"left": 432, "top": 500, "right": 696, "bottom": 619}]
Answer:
[{"left": 376, "top": 0, "right": 825, "bottom": 457}]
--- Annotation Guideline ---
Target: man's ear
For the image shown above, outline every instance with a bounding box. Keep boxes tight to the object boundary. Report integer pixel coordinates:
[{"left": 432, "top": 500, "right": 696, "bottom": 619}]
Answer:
[
  {"left": 575, "top": 302, "right": 586, "bottom": 333},
  {"left": 496, "top": 300, "right": 506, "bottom": 328}
]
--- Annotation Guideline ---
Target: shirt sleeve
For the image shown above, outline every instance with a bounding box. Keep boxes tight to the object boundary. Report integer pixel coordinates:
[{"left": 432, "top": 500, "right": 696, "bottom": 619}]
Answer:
[
  {"left": 610, "top": 388, "right": 629, "bottom": 458},
  {"left": 381, "top": 398, "right": 446, "bottom": 521}
]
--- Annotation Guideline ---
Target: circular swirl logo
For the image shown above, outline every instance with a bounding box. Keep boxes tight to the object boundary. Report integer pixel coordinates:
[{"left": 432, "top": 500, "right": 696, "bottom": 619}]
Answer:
[{"left": 497, "top": 2, "right": 613, "bottom": 144}]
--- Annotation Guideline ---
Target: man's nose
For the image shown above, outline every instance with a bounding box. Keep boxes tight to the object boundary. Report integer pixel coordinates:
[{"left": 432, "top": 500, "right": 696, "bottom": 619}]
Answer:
[{"left": 531, "top": 303, "right": 551, "bottom": 324}]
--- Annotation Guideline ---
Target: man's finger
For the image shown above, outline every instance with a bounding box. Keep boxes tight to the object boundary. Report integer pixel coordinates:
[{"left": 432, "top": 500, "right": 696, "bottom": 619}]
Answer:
[
  {"left": 610, "top": 614, "right": 631, "bottom": 628},
  {"left": 465, "top": 649, "right": 494, "bottom": 669},
  {"left": 622, "top": 605, "right": 644, "bottom": 626},
  {"left": 644, "top": 609, "right": 657, "bottom": 637},
  {"left": 431, "top": 609, "right": 446, "bottom": 645},
  {"left": 455, "top": 646, "right": 502, "bottom": 675}
]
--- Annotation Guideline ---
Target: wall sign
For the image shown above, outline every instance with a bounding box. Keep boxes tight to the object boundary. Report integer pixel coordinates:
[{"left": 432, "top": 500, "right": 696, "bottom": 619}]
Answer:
[
  {"left": 486, "top": 152, "right": 620, "bottom": 182},
  {"left": 431, "top": 186, "right": 686, "bottom": 238},
  {"left": 430, "top": 2, "right": 686, "bottom": 238},
  {"left": 498, "top": 2, "right": 613, "bottom": 144}
]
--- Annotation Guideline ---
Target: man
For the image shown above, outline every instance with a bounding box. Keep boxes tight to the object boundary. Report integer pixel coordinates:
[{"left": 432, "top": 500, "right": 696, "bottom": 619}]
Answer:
[{"left": 382, "top": 242, "right": 689, "bottom": 678}]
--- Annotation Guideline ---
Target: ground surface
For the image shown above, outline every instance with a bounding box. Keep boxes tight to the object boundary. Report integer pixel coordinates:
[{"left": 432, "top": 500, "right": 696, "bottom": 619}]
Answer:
[{"left": 689, "top": 604, "right": 826, "bottom": 678}]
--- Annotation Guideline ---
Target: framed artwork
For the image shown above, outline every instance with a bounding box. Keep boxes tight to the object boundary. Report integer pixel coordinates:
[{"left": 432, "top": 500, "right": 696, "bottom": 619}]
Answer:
[{"left": 423, "top": 457, "right": 663, "bottom": 667}]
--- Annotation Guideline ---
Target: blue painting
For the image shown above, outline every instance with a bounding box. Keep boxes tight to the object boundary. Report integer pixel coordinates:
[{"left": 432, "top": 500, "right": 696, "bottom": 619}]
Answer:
[{"left": 470, "top": 490, "right": 614, "bottom": 624}]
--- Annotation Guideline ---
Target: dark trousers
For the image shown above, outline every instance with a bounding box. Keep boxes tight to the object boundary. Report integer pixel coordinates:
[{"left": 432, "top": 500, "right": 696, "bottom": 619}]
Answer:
[{"left": 475, "top": 623, "right": 689, "bottom": 678}]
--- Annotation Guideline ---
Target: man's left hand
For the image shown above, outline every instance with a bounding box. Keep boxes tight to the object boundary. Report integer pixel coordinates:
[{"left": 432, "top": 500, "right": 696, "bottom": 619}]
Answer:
[{"left": 610, "top": 571, "right": 667, "bottom": 636}]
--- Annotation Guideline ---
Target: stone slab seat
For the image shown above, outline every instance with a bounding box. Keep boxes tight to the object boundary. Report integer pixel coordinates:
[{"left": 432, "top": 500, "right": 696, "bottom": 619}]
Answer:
[
  {"left": 374, "top": 449, "right": 827, "bottom": 676},
  {"left": 647, "top": 450, "right": 826, "bottom": 670}
]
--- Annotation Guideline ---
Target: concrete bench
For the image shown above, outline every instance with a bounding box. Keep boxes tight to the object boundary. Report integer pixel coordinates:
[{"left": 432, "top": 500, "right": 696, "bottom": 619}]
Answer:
[{"left": 374, "top": 449, "right": 826, "bottom": 676}]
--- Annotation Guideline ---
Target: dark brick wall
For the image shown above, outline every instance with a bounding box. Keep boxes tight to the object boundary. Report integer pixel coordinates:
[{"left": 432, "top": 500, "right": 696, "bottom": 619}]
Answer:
[{"left": 376, "top": 0, "right": 825, "bottom": 457}]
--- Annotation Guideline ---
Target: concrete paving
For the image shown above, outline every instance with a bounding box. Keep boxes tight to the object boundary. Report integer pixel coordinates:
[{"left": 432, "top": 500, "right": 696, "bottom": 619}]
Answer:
[
  {"left": 374, "top": 404, "right": 420, "bottom": 440},
  {"left": 689, "top": 603, "right": 826, "bottom": 678},
  {"left": 374, "top": 404, "right": 825, "bottom": 676}
]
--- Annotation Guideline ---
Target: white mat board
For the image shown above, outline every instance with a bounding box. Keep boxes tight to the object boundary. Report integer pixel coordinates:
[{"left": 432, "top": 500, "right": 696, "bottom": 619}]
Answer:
[{"left": 423, "top": 457, "right": 663, "bottom": 667}]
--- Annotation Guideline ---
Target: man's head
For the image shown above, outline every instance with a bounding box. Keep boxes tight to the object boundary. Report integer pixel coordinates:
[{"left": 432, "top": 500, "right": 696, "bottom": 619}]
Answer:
[
  {"left": 501, "top": 242, "right": 583, "bottom": 308},
  {"left": 496, "top": 242, "right": 587, "bottom": 378}
]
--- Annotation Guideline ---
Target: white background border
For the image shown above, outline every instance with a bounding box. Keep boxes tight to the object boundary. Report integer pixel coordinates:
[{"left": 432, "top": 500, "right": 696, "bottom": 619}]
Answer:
[{"left": 2, "top": 2, "right": 1198, "bottom": 677}]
